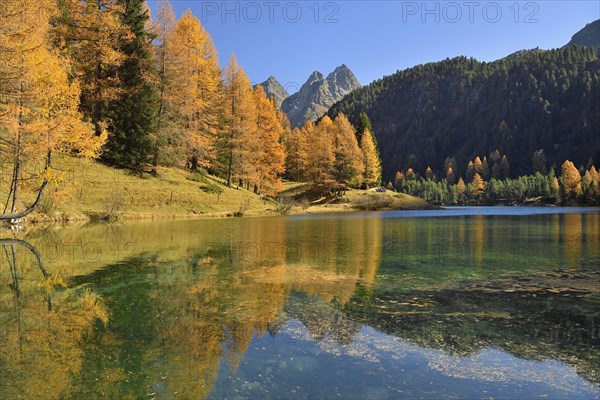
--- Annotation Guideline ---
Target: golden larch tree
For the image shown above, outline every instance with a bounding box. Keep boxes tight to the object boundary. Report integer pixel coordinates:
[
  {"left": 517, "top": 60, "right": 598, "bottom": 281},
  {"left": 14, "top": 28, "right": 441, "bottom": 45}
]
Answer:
[
  {"left": 582, "top": 166, "right": 598, "bottom": 187},
  {"left": 332, "top": 113, "right": 363, "bottom": 187},
  {"left": 0, "top": 0, "right": 105, "bottom": 221},
  {"left": 252, "top": 86, "right": 286, "bottom": 194},
  {"left": 306, "top": 116, "right": 336, "bottom": 185},
  {"left": 152, "top": 0, "right": 176, "bottom": 167},
  {"left": 278, "top": 109, "right": 292, "bottom": 178},
  {"left": 589, "top": 165, "right": 599, "bottom": 184},
  {"left": 223, "top": 54, "right": 256, "bottom": 187},
  {"left": 278, "top": 110, "right": 292, "bottom": 139},
  {"left": 561, "top": 160, "right": 581, "bottom": 198},
  {"left": 471, "top": 173, "right": 486, "bottom": 197},
  {"left": 551, "top": 176, "right": 560, "bottom": 199},
  {"left": 360, "top": 128, "right": 382, "bottom": 188},
  {"left": 473, "top": 156, "right": 483, "bottom": 176},
  {"left": 193, "top": 21, "right": 222, "bottom": 170},
  {"left": 285, "top": 122, "right": 311, "bottom": 181},
  {"left": 457, "top": 177, "right": 466, "bottom": 194},
  {"left": 582, "top": 168, "right": 598, "bottom": 200},
  {"left": 582, "top": 169, "right": 594, "bottom": 188},
  {"left": 50, "top": 0, "right": 129, "bottom": 136},
  {"left": 168, "top": 10, "right": 222, "bottom": 170}
]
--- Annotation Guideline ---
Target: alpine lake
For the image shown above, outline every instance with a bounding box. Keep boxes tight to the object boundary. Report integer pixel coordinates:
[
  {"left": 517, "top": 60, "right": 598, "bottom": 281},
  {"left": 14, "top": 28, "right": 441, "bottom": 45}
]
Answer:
[{"left": 1, "top": 207, "right": 599, "bottom": 399}]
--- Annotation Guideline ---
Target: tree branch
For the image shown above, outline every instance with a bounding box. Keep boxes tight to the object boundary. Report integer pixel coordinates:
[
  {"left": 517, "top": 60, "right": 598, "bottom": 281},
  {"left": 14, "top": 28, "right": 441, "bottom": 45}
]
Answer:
[
  {"left": 0, "top": 238, "right": 48, "bottom": 277},
  {"left": 0, "top": 150, "right": 51, "bottom": 222}
]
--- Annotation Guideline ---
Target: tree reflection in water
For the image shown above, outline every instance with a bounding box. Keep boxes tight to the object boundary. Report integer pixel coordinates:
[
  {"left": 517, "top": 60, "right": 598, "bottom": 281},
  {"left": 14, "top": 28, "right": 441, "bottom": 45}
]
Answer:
[
  {"left": 0, "top": 238, "right": 108, "bottom": 400},
  {"left": 0, "top": 212, "right": 598, "bottom": 399}
]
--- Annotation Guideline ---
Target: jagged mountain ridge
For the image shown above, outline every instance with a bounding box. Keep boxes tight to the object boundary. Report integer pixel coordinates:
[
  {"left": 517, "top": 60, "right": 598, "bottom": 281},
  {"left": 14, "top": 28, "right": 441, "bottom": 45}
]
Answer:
[
  {"left": 281, "top": 65, "right": 361, "bottom": 128},
  {"left": 254, "top": 76, "right": 289, "bottom": 109}
]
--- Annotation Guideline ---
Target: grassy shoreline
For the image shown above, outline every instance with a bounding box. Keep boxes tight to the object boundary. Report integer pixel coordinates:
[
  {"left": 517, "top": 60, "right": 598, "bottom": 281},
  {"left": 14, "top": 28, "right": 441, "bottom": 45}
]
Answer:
[{"left": 8, "top": 157, "right": 432, "bottom": 225}]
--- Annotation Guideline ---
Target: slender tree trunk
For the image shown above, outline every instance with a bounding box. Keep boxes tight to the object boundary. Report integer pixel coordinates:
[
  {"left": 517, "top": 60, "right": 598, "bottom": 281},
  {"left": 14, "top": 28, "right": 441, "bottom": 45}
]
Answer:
[
  {"left": 153, "top": 45, "right": 167, "bottom": 170},
  {"left": 9, "top": 81, "right": 25, "bottom": 214},
  {"left": 154, "top": 81, "right": 164, "bottom": 170},
  {"left": 227, "top": 145, "right": 234, "bottom": 186},
  {"left": 93, "top": 57, "right": 103, "bottom": 136},
  {"left": 11, "top": 136, "right": 21, "bottom": 214},
  {"left": 3, "top": 160, "right": 17, "bottom": 214},
  {"left": 227, "top": 93, "right": 235, "bottom": 187},
  {"left": 0, "top": 150, "right": 51, "bottom": 222}
]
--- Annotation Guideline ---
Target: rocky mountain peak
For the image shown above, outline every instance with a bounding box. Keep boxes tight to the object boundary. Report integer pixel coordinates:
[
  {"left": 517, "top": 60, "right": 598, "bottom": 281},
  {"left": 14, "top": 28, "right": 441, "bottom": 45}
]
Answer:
[
  {"left": 255, "top": 76, "right": 289, "bottom": 109},
  {"left": 281, "top": 65, "right": 361, "bottom": 128},
  {"left": 306, "top": 71, "right": 325, "bottom": 85}
]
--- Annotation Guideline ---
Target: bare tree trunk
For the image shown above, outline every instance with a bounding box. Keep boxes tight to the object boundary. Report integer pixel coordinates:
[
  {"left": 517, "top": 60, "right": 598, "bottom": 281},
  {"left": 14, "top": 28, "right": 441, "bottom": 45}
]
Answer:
[
  {"left": 227, "top": 91, "right": 235, "bottom": 187},
  {"left": 3, "top": 160, "right": 17, "bottom": 214},
  {"left": 153, "top": 46, "right": 167, "bottom": 171},
  {"left": 0, "top": 150, "right": 51, "bottom": 222},
  {"left": 93, "top": 57, "right": 103, "bottom": 137},
  {"left": 10, "top": 81, "right": 25, "bottom": 214},
  {"left": 11, "top": 128, "right": 21, "bottom": 214},
  {"left": 227, "top": 145, "right": 234, "bottom": 187},
  {"left": 153, "top": 107, "right": 163, "bottom": 170},
  {"left": 190, "top": 155, "right": 198, "bottom": 171}
]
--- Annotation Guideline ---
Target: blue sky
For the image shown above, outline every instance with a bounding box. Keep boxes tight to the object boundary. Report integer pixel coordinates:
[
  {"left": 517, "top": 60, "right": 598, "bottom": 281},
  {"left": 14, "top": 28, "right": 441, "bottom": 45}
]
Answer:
[{"left": 147, "top": 1, "right": 599, "bottom": 93}]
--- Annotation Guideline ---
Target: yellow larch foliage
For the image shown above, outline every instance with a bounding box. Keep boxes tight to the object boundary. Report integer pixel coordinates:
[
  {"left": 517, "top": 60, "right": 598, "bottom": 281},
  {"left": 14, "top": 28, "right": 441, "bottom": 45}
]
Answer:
[
  {"left": 306, "top": 116, "right": 336, "bottom": 185},
  {"left": 0, "top": 0, "right": 104, "bottom": 218},
  {"left": 50, "top": 0, "right": 130, "bottom": 136},
  {"left": 360, "top": 128, "right": 382, "bottom": 187},
  {"left": 471, "top": 173, "right": 486, "bottom": 197},
  {"left": 561, "top": 160, "right": 581, "bottom": 198},
  {"left": 252, "top": 86, "right": 286, "bottom": 195},
  {"left": 169, "top": 10, "right": 222, "bottom": 169},
  {"left": 333, "top": 113, "right": 363, "bottom": 187},
  {"left": 457, "top": 177, "right": 466, "bottom": 194},
  {"left": 223, "top": 54, "right": 256, "bottom": 186},
  {"left": 285, "top": 122, "right": 311, "bottom": 181}
]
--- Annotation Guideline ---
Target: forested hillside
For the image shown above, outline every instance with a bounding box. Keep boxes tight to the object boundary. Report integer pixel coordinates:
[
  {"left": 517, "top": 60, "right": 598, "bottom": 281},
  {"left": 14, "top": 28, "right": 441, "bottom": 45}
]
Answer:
[
  {"left": 328, "top": 46, "right": 600, "bottom": 181},
  {"left": 0, "top": 0, "right": 384, "bottom": 221}
]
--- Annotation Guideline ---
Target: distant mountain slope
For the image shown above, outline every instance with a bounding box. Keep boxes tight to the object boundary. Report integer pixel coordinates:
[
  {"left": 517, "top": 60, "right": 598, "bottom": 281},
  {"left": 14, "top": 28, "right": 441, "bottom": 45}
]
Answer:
[
  {"left": 327, "top": 47, "right": 600, "bottom": 181},
  {"left": 503, "top": 47, "right": 545, "bottom": 61},
  {"left": 282, "top": 65, "right": 360, "bottom": 128},
  {"left": 254, "top": 76, "right": 289, "bottom": 108},
  {"left": 566, "top": 19, "right": 600, "bottom": 51}
]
